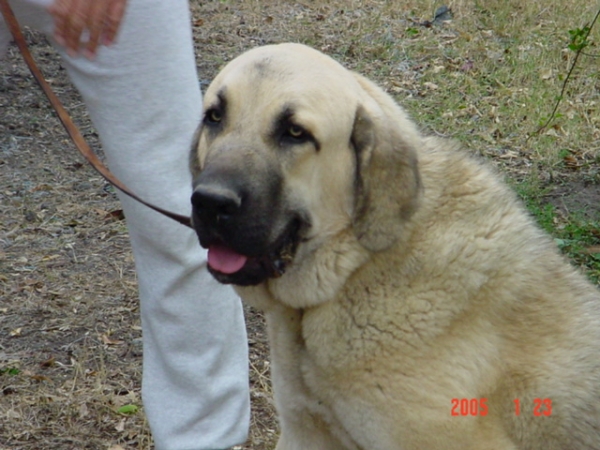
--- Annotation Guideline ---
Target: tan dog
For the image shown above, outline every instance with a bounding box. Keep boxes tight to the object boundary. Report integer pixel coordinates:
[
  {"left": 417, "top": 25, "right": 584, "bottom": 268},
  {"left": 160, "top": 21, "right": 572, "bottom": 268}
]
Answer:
[{"left": 189, "top": 43, "right": 600, "bottom": 449}]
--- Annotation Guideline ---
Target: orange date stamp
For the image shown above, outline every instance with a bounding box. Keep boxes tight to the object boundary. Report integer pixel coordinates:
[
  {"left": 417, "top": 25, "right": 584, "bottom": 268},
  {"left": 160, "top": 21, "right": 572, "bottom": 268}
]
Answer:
[{"left": 451, "top": 398, "right": 552, "bottom": 416}]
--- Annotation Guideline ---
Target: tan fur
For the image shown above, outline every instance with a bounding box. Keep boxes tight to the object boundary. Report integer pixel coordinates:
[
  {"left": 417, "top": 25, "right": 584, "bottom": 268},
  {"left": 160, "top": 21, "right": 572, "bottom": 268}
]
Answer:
[{"left": 193, "top": 43, "right": 600, "bottom": 449}]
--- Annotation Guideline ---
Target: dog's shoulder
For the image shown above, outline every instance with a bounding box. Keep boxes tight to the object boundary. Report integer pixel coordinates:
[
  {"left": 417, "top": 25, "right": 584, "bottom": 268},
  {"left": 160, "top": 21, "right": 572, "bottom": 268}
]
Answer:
[{"left": 340, "top": 134, "right": 599, "bottom": 341}]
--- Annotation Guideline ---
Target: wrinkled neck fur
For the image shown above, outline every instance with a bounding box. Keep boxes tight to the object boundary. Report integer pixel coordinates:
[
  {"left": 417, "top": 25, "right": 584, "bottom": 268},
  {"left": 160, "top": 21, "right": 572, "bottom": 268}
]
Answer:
[{"left": 266, "top": 228, "right": 371, "bottom": 310}]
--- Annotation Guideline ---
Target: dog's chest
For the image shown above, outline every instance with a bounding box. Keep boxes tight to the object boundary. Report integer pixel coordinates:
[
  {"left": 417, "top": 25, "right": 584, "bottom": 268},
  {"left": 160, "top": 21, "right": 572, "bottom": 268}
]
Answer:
[
  {"left": 266, "top": 305, "right": 369, "bottom": 449},
  {"left": 298, "top": 334, "right": 402, "bottom": 450}
]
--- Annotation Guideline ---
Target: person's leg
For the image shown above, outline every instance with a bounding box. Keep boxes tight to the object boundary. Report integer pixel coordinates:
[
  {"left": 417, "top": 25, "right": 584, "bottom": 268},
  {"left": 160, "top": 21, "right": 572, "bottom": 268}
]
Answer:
[{"left": 3, "top": 1, "right": 251, "bottom": 449}]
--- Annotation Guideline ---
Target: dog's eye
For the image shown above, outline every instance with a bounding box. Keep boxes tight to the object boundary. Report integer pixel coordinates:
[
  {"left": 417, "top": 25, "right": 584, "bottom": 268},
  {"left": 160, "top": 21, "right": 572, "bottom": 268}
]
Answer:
[
  {"left": 279, "top": 123, "right": 319, "bottom": 150},
  {"left": 204, "top": 109, "right": 222, "bottom": 124},
  {"left": 288, "top": 125, "right": 304, "bottom": 138},
  {"left": 284, "top": 125, "right": 309, "bottom": 143}
]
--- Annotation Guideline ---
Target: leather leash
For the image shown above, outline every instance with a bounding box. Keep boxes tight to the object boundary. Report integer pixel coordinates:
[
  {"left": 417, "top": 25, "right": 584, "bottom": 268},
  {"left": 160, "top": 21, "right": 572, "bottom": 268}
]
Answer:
[{"left": 0, "top": 0, "right": 193, "bottom": 228}]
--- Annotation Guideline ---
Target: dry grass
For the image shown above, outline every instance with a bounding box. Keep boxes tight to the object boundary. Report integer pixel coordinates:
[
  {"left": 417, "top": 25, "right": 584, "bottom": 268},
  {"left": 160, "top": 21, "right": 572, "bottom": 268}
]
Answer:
[{"left": 1, "top": 1, "right": 599, "bottom": 449}]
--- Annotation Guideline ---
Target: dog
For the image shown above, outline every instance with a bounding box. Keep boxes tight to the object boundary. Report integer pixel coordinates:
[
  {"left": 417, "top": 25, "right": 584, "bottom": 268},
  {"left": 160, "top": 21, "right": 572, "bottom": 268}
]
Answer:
[{"left": 189, "top": 43, "right": 600, "bottom": 449}]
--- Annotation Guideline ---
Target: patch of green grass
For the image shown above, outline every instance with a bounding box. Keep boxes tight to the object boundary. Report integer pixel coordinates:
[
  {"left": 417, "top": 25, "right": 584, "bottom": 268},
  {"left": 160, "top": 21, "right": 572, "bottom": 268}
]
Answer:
[
  {"left": 557, "top": 219, "right": 600, "bottom": 284},
  {"left": 514, "top": 179, "right": 600, "bottom": 284}
]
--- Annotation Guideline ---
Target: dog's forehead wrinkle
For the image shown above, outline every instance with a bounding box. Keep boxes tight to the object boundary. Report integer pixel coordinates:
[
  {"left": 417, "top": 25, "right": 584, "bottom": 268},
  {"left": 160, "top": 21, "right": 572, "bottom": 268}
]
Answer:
[
  {"left": 237, "top": 48, "right": 333, "bottom": 83},
  {"left": 204, "top": 87, "right": 227, "bottom": 111},
  {"left": 220, "top": 53, "right": 359, "bottom": 105},
  {"left": 272, "top": 104, "right": 311, "bottom": 134},
  {"left": 216, "top": 88, "right": 227, "bottom": 106},
  {"left": 248, "top": 55, "right": 298, "bottom": 84}
]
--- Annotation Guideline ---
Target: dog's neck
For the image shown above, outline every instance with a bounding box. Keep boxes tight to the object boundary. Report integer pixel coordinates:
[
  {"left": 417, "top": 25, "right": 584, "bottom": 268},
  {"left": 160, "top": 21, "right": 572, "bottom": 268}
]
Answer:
[{"left": 236, "top": 228, "right": 369, "bottom": 311}]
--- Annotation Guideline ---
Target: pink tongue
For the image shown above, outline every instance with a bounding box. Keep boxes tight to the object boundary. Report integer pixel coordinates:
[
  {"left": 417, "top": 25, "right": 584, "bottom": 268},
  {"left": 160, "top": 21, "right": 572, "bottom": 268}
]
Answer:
[{"left": 207, "top": 245, "right": 248, "bottom": 274}]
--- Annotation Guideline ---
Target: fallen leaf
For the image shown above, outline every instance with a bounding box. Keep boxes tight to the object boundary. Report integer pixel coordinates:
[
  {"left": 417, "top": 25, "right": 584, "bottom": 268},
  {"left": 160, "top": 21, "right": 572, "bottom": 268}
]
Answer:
[
  {"left": 78, "top": 403, "right": 89, "bottom": 419},
  {"left": 540, "top": 69, "right": 553, "bottom": 80},
  {"left": 433, "top": 5, "right": 452, "bottom": 23},
  {"left": 32, "top": 184, "right": 53, "bottom": 192},
  {"left": 116, "top": 404, "right": 139, "bottom": 415},
  {"left": 101, "top": 335, "right": 124, "bottom": 346},
  {"left": 499, "top": 151, "right": 520, "bottom": 159},
  {"left": 10, "top": 328, "right": 22, "bottom": 337},
  {"left": 115, "top": 419, "right": 126, "bottom": 432},
  {"left": 104, "top": 209, "right": 125, "bottom": 221},
  {"left": 40, "top": 357, "right": 56, "bottom": 368},
  {"left": 563, "top": 155, "right": 580, "bottom": 168},
  {"left": 29, "top": 374, "right": 50, "bottom": 382}
]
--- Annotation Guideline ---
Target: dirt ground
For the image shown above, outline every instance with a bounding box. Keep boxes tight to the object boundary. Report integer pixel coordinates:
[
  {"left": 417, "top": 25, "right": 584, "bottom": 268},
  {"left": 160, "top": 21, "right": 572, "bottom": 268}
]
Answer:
[{"left": 1, "top": 1, "right": 599, "bottom": 449}]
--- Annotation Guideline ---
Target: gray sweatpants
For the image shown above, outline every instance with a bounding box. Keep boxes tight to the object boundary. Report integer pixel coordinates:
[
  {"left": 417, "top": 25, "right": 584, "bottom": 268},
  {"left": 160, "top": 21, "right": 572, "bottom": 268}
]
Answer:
[{"left": 1, "top": 1, "right": 250, "bottom": 449}]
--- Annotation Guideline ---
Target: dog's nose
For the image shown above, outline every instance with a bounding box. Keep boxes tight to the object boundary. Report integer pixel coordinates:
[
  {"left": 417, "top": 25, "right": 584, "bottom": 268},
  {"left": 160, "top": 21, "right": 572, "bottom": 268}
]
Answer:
[{"left": 191, "top": 185, "right": 242, "bottom": 223}]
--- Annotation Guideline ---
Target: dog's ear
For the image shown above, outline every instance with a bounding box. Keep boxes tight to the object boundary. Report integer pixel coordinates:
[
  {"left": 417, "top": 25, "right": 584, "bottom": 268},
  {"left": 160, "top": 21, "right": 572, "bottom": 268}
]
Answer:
[{"left": 350, "top": 75, "right": 422, "bottom": 252}]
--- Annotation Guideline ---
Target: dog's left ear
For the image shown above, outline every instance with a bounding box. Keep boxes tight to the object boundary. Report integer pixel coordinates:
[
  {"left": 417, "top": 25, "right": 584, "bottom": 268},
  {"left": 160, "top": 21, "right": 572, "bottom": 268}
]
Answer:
[{"left": 350, "top": 75, "right": 422, "bottom": 252}]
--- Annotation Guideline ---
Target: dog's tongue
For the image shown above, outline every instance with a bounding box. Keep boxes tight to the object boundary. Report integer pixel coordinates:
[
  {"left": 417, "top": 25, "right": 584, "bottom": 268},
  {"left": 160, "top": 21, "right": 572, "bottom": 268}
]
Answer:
[{"left": 207, "top": 245, "right": 248, "bottom": 274}]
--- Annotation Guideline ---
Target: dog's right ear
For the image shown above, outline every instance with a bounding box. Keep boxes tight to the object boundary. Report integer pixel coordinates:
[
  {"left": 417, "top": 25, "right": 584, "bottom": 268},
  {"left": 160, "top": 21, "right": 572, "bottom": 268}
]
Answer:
[{"left": 350, "top": 75, "right": 422, "bottom": 252}]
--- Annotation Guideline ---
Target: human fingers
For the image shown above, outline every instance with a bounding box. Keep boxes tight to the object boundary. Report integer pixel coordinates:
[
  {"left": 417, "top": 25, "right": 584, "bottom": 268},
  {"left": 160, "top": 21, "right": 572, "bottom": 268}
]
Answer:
[
  {"left": 82, "top": 0, "right": 107, "bottom": 59},
  {"left": 48, "top": 0, "right": 73, "bottom": 48},
  {"left": 49, "top": 0, "right": 127, "bottom": 59},
  {"left": 48, "top": 0, "right": 89, "bottom": 56},
  {"left": 101, "top": 0, "right": 127, "bottom": 46}
]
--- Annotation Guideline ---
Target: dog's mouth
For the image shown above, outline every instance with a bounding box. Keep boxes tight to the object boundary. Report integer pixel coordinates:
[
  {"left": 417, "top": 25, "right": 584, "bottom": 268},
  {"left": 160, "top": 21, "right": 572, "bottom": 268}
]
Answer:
[{"left": 201, "top": 218, "right": 303, "bottom": 286}]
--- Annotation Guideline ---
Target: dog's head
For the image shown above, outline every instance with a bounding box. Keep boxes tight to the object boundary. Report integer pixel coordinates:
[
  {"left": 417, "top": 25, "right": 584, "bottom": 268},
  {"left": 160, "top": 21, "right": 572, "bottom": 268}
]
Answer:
[{"left": 190, "top": 43, "right": 422, "bottom": 287}]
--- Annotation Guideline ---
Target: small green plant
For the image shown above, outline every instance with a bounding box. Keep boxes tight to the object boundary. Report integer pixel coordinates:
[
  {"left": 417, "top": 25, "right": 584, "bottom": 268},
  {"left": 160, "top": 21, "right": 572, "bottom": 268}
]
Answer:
[
  {"left": 0, "top": 367, "right": 20, "bottom": 376},
  {"left": 537, "top": 10, "right": 599, "bottom": 133},
  {"left": 568, "top": 26, "right": 592, "bottom": 52}
]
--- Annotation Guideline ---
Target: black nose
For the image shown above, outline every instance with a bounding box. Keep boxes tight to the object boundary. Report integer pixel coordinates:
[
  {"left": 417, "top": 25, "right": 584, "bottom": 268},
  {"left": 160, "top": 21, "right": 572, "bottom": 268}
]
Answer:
[{"left": 191, "top": 185, "right": 242, "bottom": 224}]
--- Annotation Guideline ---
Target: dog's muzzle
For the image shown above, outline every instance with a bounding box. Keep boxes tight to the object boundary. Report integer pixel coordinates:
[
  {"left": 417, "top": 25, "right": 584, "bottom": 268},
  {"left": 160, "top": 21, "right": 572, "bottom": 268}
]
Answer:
[{"left": 191, "top": 174, "right": 304, "bottom": 286}]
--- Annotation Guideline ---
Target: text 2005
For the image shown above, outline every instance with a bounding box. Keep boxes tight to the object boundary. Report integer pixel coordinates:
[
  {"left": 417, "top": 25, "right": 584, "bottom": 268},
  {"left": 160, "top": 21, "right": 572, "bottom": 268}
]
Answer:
[{"left": 451, "top": 398, "right": 488, "bottom": 416}]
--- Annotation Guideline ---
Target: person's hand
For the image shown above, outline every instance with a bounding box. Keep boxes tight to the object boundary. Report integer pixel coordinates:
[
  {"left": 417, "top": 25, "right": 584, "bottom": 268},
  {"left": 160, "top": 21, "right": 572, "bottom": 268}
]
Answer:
[{"left": 48, "top": 0, "right": 127, "bottom": 59}]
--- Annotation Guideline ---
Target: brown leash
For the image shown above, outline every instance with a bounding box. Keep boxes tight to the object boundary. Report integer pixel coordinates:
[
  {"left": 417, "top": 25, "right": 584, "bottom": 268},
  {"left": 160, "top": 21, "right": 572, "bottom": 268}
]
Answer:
[{"left": 0, "top": 0, "right": 193, "bottom": 228}]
